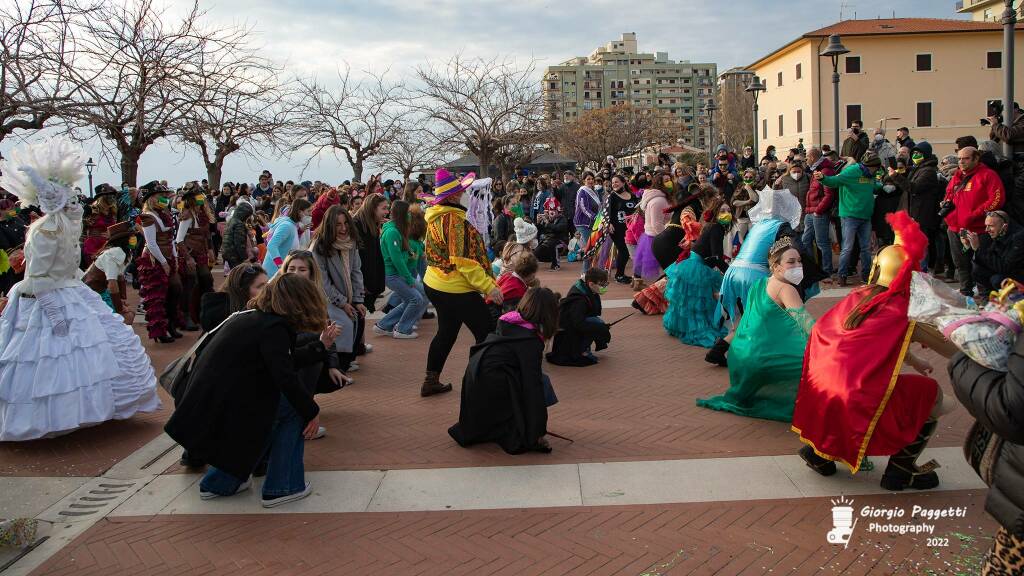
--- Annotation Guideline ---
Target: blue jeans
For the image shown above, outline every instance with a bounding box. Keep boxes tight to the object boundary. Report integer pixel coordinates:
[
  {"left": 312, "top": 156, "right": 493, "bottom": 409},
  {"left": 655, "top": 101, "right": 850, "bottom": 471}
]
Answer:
[
  {"left": 386, "top": 258, "right": 427, "bottom": 309},
  {"left": 576, "top": 225, "right": 592, "bottom": 272},
  {"left": 199, "top": 393, "right": 306, "bottom": 498},
  {"left": 801, "top": 214, "right": 833, "bottom": 275},
  {"left": 838, "top": 217, "right": 872, "bottom": 280},
  {"left": 378, "top": 275, "right": 427, "bottom": 334},
  {"left": 580, "top": 316, "right": 605, "bottom": 354}
]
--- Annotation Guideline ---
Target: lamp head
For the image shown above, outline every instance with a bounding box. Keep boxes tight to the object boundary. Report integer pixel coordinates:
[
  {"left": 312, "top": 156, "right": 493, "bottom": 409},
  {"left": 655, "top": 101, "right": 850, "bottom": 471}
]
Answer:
[{"left": 820, "top": 34, "right": 850, "bottom": 59}]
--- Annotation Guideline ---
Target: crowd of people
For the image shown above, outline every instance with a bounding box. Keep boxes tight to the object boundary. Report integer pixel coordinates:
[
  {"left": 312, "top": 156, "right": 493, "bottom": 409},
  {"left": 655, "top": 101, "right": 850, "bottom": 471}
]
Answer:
[{"left": 0, "top": 104, "right": 1022, "bottom": 569}]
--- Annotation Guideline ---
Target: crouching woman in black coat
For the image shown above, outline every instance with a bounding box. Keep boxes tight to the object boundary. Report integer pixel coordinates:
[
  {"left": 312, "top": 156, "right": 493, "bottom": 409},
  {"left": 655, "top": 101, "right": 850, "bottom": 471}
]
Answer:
[
  {"left": 449, "top": 287, "right": 561, "bottom": 454},
  {"left": 949, "top": 341, "right": 1024, "bottom": 572},
  {"left": 166, "top": 274, "right": 336, "bottom": 508}
]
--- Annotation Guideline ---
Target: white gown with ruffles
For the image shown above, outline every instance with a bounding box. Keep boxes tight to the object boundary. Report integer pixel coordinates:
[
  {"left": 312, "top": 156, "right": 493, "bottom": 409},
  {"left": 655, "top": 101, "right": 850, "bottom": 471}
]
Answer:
[{"left": 0, "top": 213, "right": 160, "bottom": 441}]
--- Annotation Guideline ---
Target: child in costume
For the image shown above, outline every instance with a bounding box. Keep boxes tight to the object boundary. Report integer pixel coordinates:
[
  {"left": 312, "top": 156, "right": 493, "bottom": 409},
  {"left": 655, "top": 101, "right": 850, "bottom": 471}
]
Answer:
[
  {"left": 81, "top": 184, "right": 118, "bottom": 267},
  {"left": 793, "top": 211, "right": 957, "bottom": 491},
  {"left": 487, "top": 252, "right": 539, "bottom": 330},
  {"left": 546, "top": 268, "right": 611, "bottom": 367},
  {"left": 82, "top": 221, "right": 137, "bottom": 323},
  {"left": 0, "top": 138, "right": 160, "bottom": 441},
  {"left": 136, "top": 181, "right": 182, "bottom": 343},
  {"left": 175, "top": 182, "right": 214, "bottom": 330}
]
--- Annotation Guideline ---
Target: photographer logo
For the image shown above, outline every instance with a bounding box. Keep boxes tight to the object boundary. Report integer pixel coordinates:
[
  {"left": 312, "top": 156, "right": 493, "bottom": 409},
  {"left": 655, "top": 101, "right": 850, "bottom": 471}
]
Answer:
[{"left": 827, "top": 496, "right": 857, "bottom": 548}]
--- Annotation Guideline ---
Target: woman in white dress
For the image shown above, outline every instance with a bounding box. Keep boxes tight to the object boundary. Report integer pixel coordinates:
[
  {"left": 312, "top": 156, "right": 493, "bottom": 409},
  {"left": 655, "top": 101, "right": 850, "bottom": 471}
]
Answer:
[{"left": 0, "top": 139, "right": 160, "bottom": 441}]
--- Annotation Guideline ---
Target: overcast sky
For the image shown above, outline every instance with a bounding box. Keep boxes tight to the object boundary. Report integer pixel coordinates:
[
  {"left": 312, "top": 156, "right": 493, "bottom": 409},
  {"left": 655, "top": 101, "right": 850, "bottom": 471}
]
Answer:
[{"left": 2, "top": 0, "right": 960, "bottom": 190}]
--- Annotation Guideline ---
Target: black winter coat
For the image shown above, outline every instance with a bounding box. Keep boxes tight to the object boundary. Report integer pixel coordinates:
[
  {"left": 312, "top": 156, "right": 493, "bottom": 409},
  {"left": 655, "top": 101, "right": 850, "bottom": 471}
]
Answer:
[
  {"left": 973, "top": 223, "right": 1024, "bottom": 280},
  {"left": 907, "top": 157, "right": 943, "bottom": 231},
  {"left": 448, "top": 321, "right": 548, "bottom": 454},
  {"left": 353, "top": 217, "right": 385, "bottom": 306},
  {"left": 221, "top": 203, "right": 254, "bottom": 268},
  {"left": 949, "top": 346, "right": 1024, "bottom": 536},
  {"left": 546, "top": 280, "right": 609, "bottom": 366},
  {"left": 164, "top": 310, "right": 322, "bottom": 479}
]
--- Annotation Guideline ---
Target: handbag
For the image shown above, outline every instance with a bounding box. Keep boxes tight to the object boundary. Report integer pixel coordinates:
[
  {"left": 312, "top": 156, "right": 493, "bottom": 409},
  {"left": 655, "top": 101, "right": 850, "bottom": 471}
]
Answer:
[
  {"left": 963, "top": 419, "right": 1003, "bottom": 486},
  {"left": 159, "top": 309, "right": 253, "bottom": 403}
]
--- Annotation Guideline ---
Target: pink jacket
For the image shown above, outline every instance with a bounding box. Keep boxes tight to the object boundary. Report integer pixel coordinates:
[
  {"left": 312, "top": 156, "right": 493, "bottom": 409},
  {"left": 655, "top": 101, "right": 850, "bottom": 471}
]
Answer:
[{"left": 639, "top": 188, "right": 669, "bottom": 236}]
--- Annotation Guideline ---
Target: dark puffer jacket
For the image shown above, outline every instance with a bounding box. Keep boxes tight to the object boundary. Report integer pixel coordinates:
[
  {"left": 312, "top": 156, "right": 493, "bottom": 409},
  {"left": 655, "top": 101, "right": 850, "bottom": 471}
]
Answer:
[
  {"left": 949, "top": 345, "right": 1024, "bottom": 536},
  {"left": 221, "top": 202, "right": 254, "bottom": 268}
]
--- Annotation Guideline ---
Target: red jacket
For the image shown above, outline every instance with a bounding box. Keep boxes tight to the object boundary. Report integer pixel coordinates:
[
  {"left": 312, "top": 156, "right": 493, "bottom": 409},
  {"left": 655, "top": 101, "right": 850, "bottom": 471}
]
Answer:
[
  {"left": 310, "top": 191, "right": 340, "bottom": 231},
  {"left": 488, "top": 272, "right": 529, "bottom": 305},
  {"left": 943, "top": 163, "right": 1005, "bottom": 233},
  {"left": 804, "top": 158, "right": 837, "bottom": 215}
]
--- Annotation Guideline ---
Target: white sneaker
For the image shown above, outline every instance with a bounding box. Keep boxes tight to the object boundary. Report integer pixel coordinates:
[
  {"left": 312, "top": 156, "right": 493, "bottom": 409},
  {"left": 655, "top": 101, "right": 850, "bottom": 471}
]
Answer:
[
  {"left": 312, "top": 426, "right": 326, "bottom": 439},
  {"left": 392, "top": 330, "right": 418, "bottom": 339},
  {"left": 261, "top": 482, "right": 313, "bottom": 508},
  {"left": 371, "top": 324, "right": 390, "bottom": 336},
  {"left": 363, "top": 343, "right": 374, "bottom": 353},
  {"left": 200, "top": 479, "right": 251, "bottom": 500},
  {"left": 348, "top": 362, "right": 360, "bottom": 372}
]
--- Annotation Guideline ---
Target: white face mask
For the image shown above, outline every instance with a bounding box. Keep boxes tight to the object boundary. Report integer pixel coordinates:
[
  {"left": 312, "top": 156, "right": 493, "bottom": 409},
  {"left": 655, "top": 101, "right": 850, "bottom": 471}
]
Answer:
[
  {"left": 783, "top": 266, "right": 804, "bottom": 285},
  {"left": 301, "top": 214, "right": 312, "bottom": 226},
  {"left": 64, "top": 197, "right": 84, "bottom": 221},
  {"left": 790, "top": 171, "right": 802, "bottom": 180},
  {"left": 874, "top": 134, "right": 883, "bottom": 141}
]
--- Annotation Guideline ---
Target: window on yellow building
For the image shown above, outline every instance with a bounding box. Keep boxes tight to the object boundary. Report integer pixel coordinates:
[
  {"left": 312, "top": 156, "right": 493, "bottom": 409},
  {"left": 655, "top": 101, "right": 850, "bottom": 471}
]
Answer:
[
  {"left": 762, "top": 119, "right": 768, "bottom": 140},
  {"left": 846, "top": 104, "right": 862, "bottom": 126},
  {"left": 797, "top": 109, "right": 803, "bottom": 133},
  {"left": 777, "top": 71, "right": 783, "bottom": 87},
  {"left": 916, "top": 102, "right": 932, "bottom": 127},
  {"left": 916, "top": 54, "right": 932, "bottom": 72},
  {"left": 845, "top": 56, "right": 861, "bottom": 74},
  {"left": 795, "top": 63, "right": 802, "bottom": 80},
  {"left": 987, "top": 51, "right": 1002, "bottom": 69},
  {"left": 778, "top": 114, "right": 784, "bottom": 137}
]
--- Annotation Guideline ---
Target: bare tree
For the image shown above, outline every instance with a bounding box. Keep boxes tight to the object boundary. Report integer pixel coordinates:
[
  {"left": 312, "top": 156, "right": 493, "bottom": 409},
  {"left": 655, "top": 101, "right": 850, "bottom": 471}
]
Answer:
[
  {"left": 415, "top": 54, "right": 546, "bottom": 177},
  {"left": 554, "top": 105, "right": 684, "bottom": 168},
  {"left": 0, "top": 0, "right": 93, "bottom": 142},
  {"left": 287, "top": 67, "right": 407, "bottom": 182},
  {"left": 717, "top": 79, "right": 754, "bottom": 152},
  {"left": 64, "top": 0, "right": 250, "bottom": 185},
  {"left": 178, "top": 54, "right": 286, "bottom": 191},
  {"left": 373, "top": 122, "right": 447, "bottom": 183}
]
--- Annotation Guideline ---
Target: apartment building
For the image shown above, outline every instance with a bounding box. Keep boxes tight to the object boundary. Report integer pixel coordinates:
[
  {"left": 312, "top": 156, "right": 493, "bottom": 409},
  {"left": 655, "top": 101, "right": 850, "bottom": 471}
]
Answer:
[{"left": 543, "top": 33, "right": 718, "bottom": 148}]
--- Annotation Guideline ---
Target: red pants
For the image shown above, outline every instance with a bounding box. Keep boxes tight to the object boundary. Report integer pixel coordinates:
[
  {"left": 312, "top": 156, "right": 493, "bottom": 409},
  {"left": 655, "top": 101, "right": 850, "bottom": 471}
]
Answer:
[{"left": 137, "top": 252, "right": 182, "bottom": 339}]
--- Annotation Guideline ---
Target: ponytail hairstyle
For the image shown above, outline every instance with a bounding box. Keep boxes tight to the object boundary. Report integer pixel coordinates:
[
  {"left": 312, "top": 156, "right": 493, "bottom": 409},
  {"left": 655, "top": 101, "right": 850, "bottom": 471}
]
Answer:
[{"left": 389, "top": 200, "right": 411, "bottom": 252}]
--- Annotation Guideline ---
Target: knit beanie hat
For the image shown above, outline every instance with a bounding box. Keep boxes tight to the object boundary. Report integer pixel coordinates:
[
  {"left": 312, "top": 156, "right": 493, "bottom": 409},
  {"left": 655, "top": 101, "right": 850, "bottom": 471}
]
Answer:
[
  {"left": 513, "top": 217, "right": 538, "bottom": 244},
  {"left": 860, "top": 151, "right": 882, "bottom": 169}
]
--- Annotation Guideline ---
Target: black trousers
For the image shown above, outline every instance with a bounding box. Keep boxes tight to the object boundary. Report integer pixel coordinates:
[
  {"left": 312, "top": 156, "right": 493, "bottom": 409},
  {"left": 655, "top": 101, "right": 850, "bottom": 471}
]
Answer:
[
  {"left": 610, "top": 229, "right": 630, "bottom": 277},
  {"left": 424, "top": 285, "right": 491, "bottom": 373}
]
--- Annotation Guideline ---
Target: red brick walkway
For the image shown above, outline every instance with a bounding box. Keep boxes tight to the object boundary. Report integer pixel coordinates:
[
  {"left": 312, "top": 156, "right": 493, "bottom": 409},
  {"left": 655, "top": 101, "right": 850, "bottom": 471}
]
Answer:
[
  {"left": 1, "top": 267, "right": 976, "bottom": 477},
  {"left": 30, "top": 490, "right": 998, "bottom": 576}
]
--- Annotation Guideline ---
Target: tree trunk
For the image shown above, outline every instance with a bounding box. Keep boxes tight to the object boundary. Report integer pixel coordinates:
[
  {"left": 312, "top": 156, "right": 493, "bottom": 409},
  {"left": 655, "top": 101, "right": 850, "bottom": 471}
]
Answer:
[
  {"left": 206, "top": 162, "right": 223, "bottom": 192},
  {"left": 120, "top": 151, "right": 141, "bottom": 187},
  {"left": 478, "top": 149, "right": 493, "bottom": 179},
  {"left": 402, "top": 169, "right": 412, "bottom": 184},
  {"left": 351, "top": 161, "right": 364, "bottom": 183}
]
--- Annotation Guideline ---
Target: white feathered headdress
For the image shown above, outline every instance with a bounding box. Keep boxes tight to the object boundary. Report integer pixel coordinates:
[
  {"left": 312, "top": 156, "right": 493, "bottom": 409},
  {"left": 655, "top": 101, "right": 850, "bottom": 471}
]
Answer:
[{"left": 0, "top": 138, "right": 85, "bottom": 214}]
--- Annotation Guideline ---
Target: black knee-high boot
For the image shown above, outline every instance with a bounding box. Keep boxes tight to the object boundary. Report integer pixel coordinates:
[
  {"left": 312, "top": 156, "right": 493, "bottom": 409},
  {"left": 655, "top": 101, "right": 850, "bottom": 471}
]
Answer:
[{"left": 880, "top": 418, "right": 940, "bottom": 491}]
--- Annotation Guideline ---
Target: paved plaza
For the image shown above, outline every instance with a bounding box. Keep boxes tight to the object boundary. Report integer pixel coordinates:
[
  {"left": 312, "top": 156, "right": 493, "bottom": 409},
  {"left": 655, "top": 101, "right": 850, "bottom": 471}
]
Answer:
[{"left": 0, "top": 263, "right": 1000, "bottom": 575}]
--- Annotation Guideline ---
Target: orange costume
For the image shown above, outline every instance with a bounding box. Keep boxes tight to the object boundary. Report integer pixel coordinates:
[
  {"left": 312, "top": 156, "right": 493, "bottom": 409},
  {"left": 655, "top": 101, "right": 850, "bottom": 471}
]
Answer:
[{"left": 792, "top": 211, "right": 949, "bottom": 490}]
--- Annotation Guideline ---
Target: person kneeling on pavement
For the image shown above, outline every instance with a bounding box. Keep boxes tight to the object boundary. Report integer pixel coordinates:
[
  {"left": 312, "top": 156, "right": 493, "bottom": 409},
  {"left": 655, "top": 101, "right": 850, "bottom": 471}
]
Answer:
[
  {"left": 959, "top": 210, "right": 1024, "bottom": 296},
  {"left": 165, "top": 274, "right": 332, "bottom": 508},
  {"left": 546, "top": 268, "right": 611, "bottom": 366},
  {"left": 449, "top": 287, "right": 561, "bottom": 454}
]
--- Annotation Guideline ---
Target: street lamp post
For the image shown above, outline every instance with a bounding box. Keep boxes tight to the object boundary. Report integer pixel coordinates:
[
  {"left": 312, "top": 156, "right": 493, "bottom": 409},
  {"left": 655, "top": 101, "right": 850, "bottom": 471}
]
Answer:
[
  {"left": 745, "top": 75, "right": 767, "bottom": 161},
  {"left": 820, "top": 34, "right": 849, "bottom": 153},
  {"left": 1001, "top": 0, "right": 1017, "bottom": 157},
  {"left": 704, "top": 99, "right": 718, "bottom": 163},
  {"left": 85, "top": 157, "right": 96, "bottom": 197}
]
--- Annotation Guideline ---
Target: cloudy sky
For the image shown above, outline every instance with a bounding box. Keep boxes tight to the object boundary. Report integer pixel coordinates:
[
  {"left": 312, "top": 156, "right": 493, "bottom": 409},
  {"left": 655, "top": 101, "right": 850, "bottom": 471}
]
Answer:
[{"left": 2, "top": 0, "right": 958, "bottom": 190}]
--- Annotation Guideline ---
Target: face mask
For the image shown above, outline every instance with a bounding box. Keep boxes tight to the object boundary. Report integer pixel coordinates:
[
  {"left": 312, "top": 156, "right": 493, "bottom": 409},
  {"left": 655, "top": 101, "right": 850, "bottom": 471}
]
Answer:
[
  {"left": 717, "top": 214, "right": 733, "bottom": 226},
  {"left": 790, "top": 171, "right": 802, "bottom": 180},
  {"left": 912, "top": 153, "right": 924, "bottom": 165},
  {"left": 852, "top": 127, "right": 860, "bottom": 134},
  {"left": 743, "top": 178, "right": 754, "bottom": 184},
  {"left": 128, "top": 236, "right": 138, "bottom": 249},
  {"left": 874, "top": 134, "right": 883, "bottom": 141},
  {"left": 195, "top": 195, "right": 206, "bottom": 206},
  {"left": 157, "top": 197, "right": 170, "bottom": 209},
  {"left": 301, "top": 215, "right": 312, "bottom": 226},
  {"left": 595, "top": 185, "right": 603, "bottom": 192},
  {"left": 64, "top": 199, "right": 84, "bottom": 220},
  {"left": 783, "top": 266, "right": 804, "bottom": 285},
  {"left": 596, "top": 285, "right": 608, "bottom": 295}
]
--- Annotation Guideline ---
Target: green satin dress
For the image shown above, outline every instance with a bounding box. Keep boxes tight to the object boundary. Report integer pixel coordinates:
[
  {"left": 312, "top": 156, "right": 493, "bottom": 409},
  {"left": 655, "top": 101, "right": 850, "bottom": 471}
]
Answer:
[{"left": 697, "top": 277, "right": 813, "bottom": 422}]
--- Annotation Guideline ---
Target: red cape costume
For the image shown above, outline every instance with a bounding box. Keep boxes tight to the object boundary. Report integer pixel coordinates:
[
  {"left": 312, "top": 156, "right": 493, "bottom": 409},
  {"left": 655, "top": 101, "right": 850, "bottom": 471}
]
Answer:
[{"left": 791, "top": 211, "right": 937, "bottom": 473}]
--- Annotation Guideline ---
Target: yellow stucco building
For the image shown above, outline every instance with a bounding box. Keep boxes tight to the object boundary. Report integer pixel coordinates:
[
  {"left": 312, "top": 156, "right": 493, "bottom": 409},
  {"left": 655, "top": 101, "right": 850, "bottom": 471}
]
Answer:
[{"left": 747, "top": 18, "right": 1024, "bottom": 158}]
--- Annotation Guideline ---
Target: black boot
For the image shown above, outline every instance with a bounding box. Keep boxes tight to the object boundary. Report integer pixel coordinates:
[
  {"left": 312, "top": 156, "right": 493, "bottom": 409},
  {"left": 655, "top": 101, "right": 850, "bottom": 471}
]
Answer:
[
  {"left": 182, "top": 320, "right": 200, "bottom": 332},
  {"left": 179, "top": 450, "right": 206, "bottom": 469},
  {"left": 704, "top": 338, "right": 729, "bottom": 367},
  {"left": 421, "top": 371, "right": 452, "bottom": 397},
  {"left": 799, "top": 445, "right": 837, "bottom": 476},
  {"left": 880, "top": 418, "right": 940, "bottom": 491},
  {"left": 168, "top": 322, "right": 183, "bottom": 339}
]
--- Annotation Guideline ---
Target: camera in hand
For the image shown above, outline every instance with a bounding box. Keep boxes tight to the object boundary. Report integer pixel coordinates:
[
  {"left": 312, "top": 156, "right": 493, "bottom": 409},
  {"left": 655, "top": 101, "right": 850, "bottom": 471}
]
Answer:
[
  {"left": 938, "top": 200, "right": 956, "bottom": 218},
  {"left": 980, "top": 101, "right": 1003, "bottom": 126}
]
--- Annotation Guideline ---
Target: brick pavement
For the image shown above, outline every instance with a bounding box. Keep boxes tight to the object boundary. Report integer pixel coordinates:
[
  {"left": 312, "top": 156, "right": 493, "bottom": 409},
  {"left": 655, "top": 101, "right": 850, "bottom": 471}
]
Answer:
[
  {"left": 2, "top": 264, "right": 977, "bottom": 477},
  {"left": 29, "top": 490, "right": 999, "bottom": 576}
]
